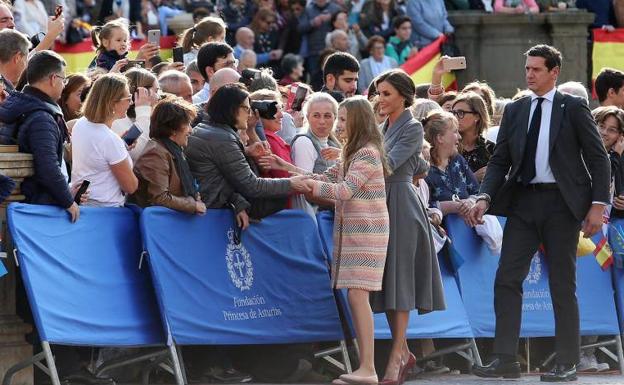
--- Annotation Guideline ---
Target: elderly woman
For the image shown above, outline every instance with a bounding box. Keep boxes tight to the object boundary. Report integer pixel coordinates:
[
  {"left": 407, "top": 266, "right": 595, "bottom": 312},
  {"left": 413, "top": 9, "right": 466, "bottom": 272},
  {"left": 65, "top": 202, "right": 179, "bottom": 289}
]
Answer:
[
  {"left": 358, "top": 36, "right": 398, "bottom": 94},
  {"left": 71, "top": 73, "right": 138, "bottom": 207},
  {"left": 132, "top": 96, "right": 206, "bottom": 214},
  {"left": 291, "top": 92, "right": 341, "bottom": 215}
]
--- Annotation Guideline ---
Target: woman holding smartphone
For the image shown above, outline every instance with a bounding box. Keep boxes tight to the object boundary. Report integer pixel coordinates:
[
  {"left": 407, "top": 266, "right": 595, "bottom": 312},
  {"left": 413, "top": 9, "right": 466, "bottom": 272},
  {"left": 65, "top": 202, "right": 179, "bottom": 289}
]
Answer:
[{"left": 260, "top": 96, "right": 390, "bottom": 385}]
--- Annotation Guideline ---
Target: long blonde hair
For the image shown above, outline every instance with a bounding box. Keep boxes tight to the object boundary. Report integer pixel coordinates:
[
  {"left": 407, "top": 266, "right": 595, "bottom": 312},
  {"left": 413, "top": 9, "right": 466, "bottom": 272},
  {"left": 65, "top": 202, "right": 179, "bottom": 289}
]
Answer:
[
  {"left": 340, "top": 96, "right": 391, "bottom": 176},
  {"left": 422, "top": 110, "right": 458, "bottom": 168}
]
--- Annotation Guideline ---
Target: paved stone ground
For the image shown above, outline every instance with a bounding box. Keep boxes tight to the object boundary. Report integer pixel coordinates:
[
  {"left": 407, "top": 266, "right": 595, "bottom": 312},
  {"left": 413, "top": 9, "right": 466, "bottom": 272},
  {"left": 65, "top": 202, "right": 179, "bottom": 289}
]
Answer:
[{"left": 120, "top": 373, "right": 624, "bottom": 385}]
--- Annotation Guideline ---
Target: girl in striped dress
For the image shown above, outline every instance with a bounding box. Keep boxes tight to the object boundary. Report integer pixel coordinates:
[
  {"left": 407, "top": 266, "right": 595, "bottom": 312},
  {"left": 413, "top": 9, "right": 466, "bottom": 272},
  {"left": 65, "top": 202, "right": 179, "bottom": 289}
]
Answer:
[{"left": 260, "top": 96, "right": 390, "bottom": 385}]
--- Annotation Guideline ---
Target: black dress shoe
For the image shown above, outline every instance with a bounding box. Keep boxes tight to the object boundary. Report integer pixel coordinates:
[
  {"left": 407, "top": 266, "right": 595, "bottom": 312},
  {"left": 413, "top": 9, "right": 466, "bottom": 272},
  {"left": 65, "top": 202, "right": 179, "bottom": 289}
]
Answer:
[
  {"left": 540, "top": 364, "right": 577, "bottom": 382},
  {"left": 472, "top": 357, "right": 521, "bottom": 378}
]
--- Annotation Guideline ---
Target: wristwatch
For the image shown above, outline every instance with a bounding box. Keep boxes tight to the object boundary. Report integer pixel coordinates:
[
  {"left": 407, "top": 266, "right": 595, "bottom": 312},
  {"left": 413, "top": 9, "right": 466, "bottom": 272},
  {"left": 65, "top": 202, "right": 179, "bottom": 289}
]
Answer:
[{"left": 474, "top": 193, "right": 491, "bottom": 207}]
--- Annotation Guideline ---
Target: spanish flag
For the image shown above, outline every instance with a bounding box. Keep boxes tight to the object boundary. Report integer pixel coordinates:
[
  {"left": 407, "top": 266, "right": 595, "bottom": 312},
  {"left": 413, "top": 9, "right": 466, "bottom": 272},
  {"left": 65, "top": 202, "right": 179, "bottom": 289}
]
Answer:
[
  {"left": 400, "top": 35, "right": 457, "bottom": 91},
  {"left": 592, "top": 28, "right": 624, "bottom": 99},
  {"left": 54, "top": 35, "right": 177, "bottom": 74},
  {"left": 593, "top": 236, "right": 614, "bottom": 270}
]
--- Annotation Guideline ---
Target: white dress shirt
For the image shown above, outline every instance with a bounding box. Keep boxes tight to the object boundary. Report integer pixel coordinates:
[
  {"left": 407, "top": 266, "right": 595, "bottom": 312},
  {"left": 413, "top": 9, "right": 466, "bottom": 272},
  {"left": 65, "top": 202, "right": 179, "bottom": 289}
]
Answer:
[{"left": 528, "top": 87, "right": 556, "bottom": 184}]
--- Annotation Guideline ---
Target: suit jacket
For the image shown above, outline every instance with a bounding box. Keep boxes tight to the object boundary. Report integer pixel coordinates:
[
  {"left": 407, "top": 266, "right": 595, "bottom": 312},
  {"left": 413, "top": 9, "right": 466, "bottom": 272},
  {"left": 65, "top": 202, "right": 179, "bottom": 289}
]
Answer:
[{"left": 480, "top": 91, "right": 610, "bottom": 221}]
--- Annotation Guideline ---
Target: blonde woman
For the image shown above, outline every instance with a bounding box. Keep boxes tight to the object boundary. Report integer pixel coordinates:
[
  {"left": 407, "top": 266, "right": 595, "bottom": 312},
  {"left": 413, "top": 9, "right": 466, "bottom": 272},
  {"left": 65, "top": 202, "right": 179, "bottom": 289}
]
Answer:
[
  {"left": 71, "top": 73, "right": 138, "bottom": 207},
  {"left": 260, "top": 96, "right": 390, "bottom": 385}
]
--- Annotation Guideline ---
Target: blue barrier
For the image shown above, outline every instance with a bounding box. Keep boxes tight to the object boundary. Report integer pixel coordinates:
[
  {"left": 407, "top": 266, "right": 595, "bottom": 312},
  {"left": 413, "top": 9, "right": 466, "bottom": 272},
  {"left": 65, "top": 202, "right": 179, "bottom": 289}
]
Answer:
[
  {"left": 611, "top": 218, "right": 624, "bottom": 332},
  {"left": 5, "top": 203, "right": 168, "bottom": 385},
  {"left": 140, "top": 208, "right": 344, "bottom": 345},
  {"left": 0, "top": 259, "right": 6, "bottom": 278},
  {"left": 7, "top": 203, "right": 165, "bottom": 346},
  {"left": 446, "top": 215, "right": 620, "bottom": 337},
  {"left": 316, "top": 211, "right": 474, "bottom": 339}
]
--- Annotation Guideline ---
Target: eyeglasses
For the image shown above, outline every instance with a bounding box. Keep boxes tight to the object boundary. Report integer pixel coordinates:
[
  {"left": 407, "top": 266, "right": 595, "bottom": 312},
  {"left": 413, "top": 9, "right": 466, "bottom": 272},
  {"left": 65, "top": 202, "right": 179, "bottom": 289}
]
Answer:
[
  {"left": 53, "top": 74, "right": 68, "bottom": 85},
  {"left": 240, "top": 105, "right": 251, "bottom": 115},
  {"left": 451, "top": 109, "right": 476, "bottom": 119}
]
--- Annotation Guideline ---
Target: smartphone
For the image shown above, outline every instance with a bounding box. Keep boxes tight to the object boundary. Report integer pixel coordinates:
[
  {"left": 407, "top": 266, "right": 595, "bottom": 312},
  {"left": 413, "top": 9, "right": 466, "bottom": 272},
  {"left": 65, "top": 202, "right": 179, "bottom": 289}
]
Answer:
[
  {"left": 122, "top": 124, "right": 142, "bottom": 146},
  {"left": 291, "top": 86, "right": 308, "bottom": 112},
  {"left": 74, "top": 180, "right": 90, "bottom": 204},
  {"left": 172, "top": 46, "right": 184, "bottom": 63},
  {"left": 123, "top": 60, "right": 145, "bottom": 70},
  {"left": 147, "top": 29, "right": 160, "bottom": 46},
  {"left": 53, "top": 4, "right": 63, "bottom": 20},
  {"left": 442, "top": 56, "right": 466, "bottom": 71}
]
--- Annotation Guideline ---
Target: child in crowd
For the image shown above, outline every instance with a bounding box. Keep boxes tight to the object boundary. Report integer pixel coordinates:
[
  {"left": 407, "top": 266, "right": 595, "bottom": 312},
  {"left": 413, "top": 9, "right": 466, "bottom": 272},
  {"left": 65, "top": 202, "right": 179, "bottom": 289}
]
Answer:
[
  {"left": 90, "top": 20, "right": 130, "bottom": 72},
  {"left": 180, "top": 16, "right": 226, "bottom": 65}
]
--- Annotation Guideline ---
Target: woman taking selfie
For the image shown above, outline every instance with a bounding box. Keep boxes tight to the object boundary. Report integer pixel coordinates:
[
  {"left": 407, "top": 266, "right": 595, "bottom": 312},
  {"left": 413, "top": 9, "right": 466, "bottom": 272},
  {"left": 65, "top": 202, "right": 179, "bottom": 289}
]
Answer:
[{"left": 259, "top": 96, "right": 390, "bottom": 385}]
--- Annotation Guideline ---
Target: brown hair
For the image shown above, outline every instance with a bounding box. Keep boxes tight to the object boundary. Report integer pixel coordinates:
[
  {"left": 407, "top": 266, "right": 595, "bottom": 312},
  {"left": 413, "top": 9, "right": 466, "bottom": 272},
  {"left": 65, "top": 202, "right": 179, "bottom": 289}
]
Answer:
[
  {"left": 365, "top": 35, "right": 386, "bottom": 53},
  {"left": 150, "top": 96, "right": 197, "bottom": 139},
  {"left": 375, "top": 69, "right": 416, "bottom": 107},
  {"left": 462, "top": 81, "right": 496, "bottom": 117},
  {"left": 60, "top": 73, "right": 90, "bottom": 121},
  {"left": 124, "top": 68, "right": 157, "bottom": 119},
  {"left": 91, "top": 20, "right": 128, "bottom": 53},
  {"left": 180, "top": 16, "right": 226, "bottom": 53},
  {"left": 340, "top": 96, "right": 391, "bottom": 176},
  {"left": 249, "top": 8, "right": 276, "bottom": 34},
  {"left": 423, "top": 110, "right": 458, "bottom": 168},
  {"left": 82, "top": 73, "right": 128, "bottom": 124},
  {"left": 452, "top": 91, "right": 490, "bottom": 136},
  {"left": 593, "top": 106, "right": 624, "bottom": 134}
]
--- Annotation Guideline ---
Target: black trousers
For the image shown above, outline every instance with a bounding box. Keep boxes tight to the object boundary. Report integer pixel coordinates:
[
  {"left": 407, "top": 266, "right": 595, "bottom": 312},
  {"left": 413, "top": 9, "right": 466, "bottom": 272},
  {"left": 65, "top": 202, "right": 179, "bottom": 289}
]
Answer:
[{"left": 492, "top": 186, "right": 581, "bottom": 364}]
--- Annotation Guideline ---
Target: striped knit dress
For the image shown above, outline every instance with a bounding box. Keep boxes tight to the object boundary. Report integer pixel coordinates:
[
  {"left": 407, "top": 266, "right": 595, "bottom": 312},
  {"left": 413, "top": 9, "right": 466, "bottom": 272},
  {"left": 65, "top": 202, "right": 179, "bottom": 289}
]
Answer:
[{"left": 310, "top": 145, "right": 389, "bottom": 291}]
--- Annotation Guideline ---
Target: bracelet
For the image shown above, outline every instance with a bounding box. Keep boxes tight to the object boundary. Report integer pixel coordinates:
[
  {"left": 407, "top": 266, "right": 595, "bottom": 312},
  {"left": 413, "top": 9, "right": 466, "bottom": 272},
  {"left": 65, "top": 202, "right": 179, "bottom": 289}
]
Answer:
[{"left": 428, "top": 84, "right": 444, "bottom": 96}]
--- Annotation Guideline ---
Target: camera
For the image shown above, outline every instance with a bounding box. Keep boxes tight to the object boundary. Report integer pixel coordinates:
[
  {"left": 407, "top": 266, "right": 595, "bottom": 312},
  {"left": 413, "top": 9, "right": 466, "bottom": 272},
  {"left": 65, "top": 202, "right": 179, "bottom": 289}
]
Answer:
[
  {"left": 239, "top": 68, "right": 261, "bottom": 88},
  {"left": 251, "top": 100, "right": 278, "bottom": 120}
]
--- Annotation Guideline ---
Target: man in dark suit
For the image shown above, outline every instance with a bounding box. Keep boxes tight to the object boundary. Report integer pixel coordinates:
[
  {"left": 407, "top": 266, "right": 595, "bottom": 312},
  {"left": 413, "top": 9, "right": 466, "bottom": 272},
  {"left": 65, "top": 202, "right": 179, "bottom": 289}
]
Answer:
[{"left": 468, "top": 44, "right": 610, "bottom": 382}]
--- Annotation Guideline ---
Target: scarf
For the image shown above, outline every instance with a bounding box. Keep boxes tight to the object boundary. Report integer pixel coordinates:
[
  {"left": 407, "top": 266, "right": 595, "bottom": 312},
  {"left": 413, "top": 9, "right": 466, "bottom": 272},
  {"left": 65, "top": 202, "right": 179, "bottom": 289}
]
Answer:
[{"left": 160, "top": 138, "right": 195, "bottom": 197}]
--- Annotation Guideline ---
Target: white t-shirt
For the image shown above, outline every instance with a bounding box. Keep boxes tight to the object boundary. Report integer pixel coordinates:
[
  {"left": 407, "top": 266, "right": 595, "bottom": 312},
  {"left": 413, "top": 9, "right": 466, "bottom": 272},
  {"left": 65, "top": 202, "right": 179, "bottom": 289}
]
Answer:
[
  {"left": 71, "top": 117, "right": 132, "bottom": 207},
  {"left": 291, "top": 135, "right": 328, "bottom": 172}
]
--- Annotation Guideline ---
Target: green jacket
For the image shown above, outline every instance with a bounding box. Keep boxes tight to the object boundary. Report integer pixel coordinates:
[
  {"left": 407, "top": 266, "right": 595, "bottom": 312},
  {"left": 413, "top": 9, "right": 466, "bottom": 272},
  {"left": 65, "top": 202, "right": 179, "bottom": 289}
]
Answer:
[{"left": 385, "top": 36, "right": 412, "bottom": 65}]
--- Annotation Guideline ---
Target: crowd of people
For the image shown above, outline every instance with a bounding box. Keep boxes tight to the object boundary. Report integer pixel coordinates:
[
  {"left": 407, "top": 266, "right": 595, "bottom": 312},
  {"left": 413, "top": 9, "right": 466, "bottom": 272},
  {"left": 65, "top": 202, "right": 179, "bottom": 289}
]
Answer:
[{"left": 1, "top": 0, "right": 624, "bottom": 384}]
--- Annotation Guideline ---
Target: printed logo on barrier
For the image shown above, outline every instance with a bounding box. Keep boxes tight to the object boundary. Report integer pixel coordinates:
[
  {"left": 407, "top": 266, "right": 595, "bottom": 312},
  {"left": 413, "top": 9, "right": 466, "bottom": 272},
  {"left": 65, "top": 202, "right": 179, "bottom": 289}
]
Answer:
[
  {"left": 525, "top": 253, "right": 542, "bottom": 285},
  {"left": 226, "top": 229, "right": 253, "bottom": 291}
]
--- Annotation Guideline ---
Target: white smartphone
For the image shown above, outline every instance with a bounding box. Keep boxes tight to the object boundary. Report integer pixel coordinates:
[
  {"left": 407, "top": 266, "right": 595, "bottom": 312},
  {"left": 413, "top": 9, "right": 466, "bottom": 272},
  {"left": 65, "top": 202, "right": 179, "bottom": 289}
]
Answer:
[
  {"left": 442, "top": 56, "right": 467, "bottom": 71},
  {"left": 147, "top": 29, "right": 160, "bottom": 46}
]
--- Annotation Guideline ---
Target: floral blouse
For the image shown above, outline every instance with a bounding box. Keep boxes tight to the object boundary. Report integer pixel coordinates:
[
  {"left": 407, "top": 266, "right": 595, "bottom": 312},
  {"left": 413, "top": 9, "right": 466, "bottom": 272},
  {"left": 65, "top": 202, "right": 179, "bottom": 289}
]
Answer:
[{"left": 425, "top": 154, "right": 479, "bottom": 204}]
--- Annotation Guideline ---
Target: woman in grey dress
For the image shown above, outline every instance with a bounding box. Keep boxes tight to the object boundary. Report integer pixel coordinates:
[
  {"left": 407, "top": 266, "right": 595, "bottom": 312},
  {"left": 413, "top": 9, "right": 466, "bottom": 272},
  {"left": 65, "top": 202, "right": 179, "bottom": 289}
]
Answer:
[{"left": 370, "top": 70, "right": 446, "bottom": 385}]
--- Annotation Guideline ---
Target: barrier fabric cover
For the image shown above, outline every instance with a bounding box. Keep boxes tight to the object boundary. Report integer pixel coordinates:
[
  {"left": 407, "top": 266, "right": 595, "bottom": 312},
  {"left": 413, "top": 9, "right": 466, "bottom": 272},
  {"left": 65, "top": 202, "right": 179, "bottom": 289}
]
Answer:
[
  {"left": 610, "top": 217, "right": 624, "bottom": 331},
  {"left": 316, "top": 211, "right": 474, "bottom": 339},
  {"left": 447, "top": 215, "right": 620, "bottom": 337},
  {"left": 7, "top": 203, "right": 165, "bottom": 346},
  {"left": 140, "top": 208, "right": 344, "bottom": 345}
]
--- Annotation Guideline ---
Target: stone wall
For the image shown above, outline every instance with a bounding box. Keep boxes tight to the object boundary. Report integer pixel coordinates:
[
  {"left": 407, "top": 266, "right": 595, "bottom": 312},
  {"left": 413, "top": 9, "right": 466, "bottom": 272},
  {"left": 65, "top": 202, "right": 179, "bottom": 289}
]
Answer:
[{"left": 448, "top": 10, "right": 595, "bottom": 97}]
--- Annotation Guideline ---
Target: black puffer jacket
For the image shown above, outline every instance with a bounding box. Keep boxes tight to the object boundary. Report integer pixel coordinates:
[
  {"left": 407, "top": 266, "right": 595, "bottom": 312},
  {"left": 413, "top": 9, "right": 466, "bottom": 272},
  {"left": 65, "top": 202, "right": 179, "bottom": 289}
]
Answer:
[
  {"left": 185, "top": 122, "right": 290, "bottom": 217},
  {"left": 0, "top": 86, "right": 73, "bottom": 208}
]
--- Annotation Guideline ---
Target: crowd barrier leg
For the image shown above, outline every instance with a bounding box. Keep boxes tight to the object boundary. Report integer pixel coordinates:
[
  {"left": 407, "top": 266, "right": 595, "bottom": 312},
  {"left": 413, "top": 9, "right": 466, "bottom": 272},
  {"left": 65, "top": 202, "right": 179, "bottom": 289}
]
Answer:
[
  {"left": 415, "top": 338, "right": 481, "bottom": 367},
  {"left": 540, "top": 336, "right": 624, "bottom": 374},
  {"left": 94, "top": 349, "right": 170, "bottom": 377},
  {"left": 167, "top": 344, "right": 186, "bottom": 385},
  {"left": 2, "top": 352, "right": 45, "bottom": 385},
  {"left": 42, "top": 341, "right": 62, "bottom": 385}
]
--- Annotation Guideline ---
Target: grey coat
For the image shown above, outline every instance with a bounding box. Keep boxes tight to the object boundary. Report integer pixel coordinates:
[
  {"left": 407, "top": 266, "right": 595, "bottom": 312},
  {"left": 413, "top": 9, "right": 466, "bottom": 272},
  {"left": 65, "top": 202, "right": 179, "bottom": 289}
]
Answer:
[
  {"left": 185, "top": 122, "right": 290, "bottom": 215},
  {"left": 358, "top": 56, "right": 398, "bottom": 94},
  {"left": 297, "top": 2, "right": 342, "bottom": 58},
  {"left": 370, "top": 110, "right": 446, "bottom": 313}
]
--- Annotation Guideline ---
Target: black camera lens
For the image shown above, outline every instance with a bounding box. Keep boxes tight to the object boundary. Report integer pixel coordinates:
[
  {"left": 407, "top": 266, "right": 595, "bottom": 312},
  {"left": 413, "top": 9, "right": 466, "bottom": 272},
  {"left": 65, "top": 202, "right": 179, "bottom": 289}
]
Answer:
[{"left": 251, "top": 100, "right": 278, "bottom": 120}]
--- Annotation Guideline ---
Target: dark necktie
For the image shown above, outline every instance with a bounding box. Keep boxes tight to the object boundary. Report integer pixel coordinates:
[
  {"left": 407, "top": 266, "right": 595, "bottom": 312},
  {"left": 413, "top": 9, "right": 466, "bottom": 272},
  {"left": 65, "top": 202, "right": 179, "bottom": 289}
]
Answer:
[{"left": 521, "top": 97, "right": 544, "bottom": 186}]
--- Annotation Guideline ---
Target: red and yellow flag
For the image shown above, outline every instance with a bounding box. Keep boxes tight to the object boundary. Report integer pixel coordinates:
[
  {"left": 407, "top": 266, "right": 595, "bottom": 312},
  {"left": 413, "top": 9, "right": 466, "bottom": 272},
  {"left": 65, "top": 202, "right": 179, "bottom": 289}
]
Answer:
[
  {"left": 54, "top": 35, "right": 177, "bottom": 74},
  {"left": 400, "top": 35, "right": 457, "bottom": 91},
  {"left": 593, "top": 236, "right": 614, "bottom": 270},
  {"left": 592, "top": 28, "right": 624, "bottom": 99}
]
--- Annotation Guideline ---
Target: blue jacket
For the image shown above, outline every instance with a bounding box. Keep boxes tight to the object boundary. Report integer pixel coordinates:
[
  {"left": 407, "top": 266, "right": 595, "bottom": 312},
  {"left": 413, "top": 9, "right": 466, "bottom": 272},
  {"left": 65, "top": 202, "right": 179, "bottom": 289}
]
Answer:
[
  {"left": 0, "top": 86, "right": 73, "bottom": 208},
  {"left": 406, "top": 0, "right": 455, "bottom": 48}
]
